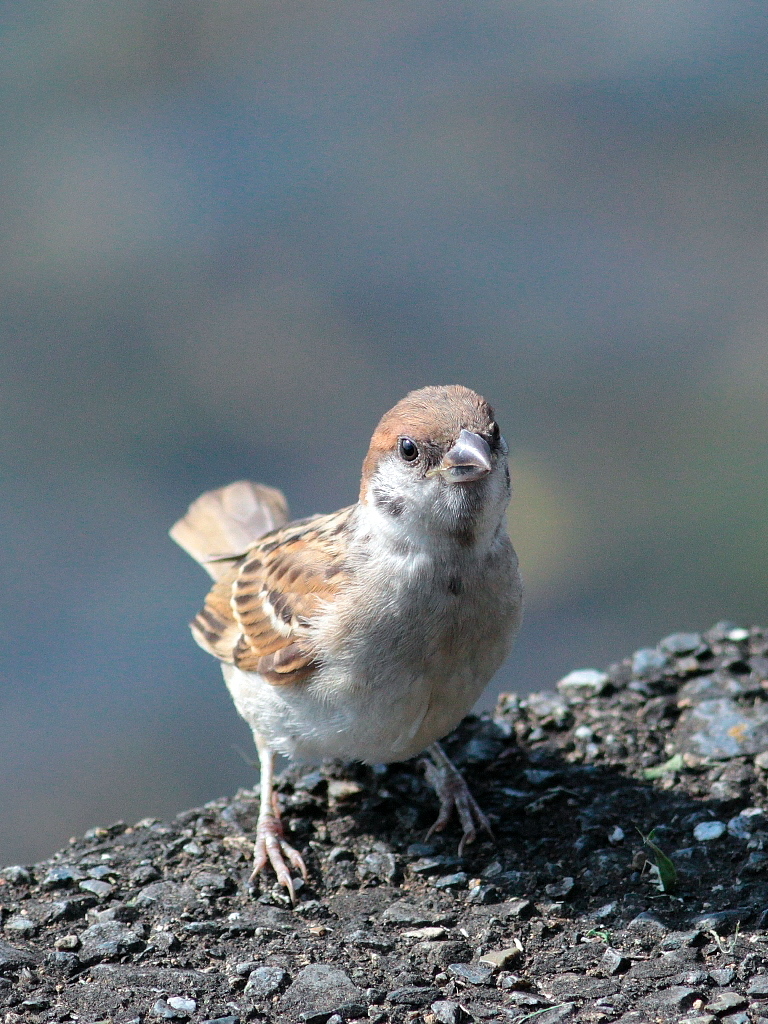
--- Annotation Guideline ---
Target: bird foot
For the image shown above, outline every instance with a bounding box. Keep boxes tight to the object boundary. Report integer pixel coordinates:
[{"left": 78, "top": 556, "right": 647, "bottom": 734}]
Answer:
[
  {"left": 423, "top": 746, "right": 494, "bottom": 856},
  {"left": 250, "top": 813, "right": 308, "bottom": 902}
]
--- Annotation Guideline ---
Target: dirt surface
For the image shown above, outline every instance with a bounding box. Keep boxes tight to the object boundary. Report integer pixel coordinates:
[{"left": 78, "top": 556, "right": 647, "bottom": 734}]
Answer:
[{"left": 4, "top": 621, "right": 768, "bottom": 1024}]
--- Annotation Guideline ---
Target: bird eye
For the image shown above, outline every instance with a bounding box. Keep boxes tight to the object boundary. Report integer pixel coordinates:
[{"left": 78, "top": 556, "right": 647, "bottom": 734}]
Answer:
[
  {"left": 398, "top": 437, "right": 419, "bottom": 462},
  {"left": 489, "top": 422, "right": 500, "bottom": 443}
]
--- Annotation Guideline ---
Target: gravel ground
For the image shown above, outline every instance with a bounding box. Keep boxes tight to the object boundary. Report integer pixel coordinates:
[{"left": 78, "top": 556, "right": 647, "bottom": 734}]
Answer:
[{"left": 3, "top": 622, "right": 768, "bottom": 1024}]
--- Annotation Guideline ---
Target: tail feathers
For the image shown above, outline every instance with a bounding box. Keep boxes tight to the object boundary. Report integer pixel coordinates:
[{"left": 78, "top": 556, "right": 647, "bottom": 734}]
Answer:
[{"left": 170, "top": 480, "right": 289, "bottom": 579}]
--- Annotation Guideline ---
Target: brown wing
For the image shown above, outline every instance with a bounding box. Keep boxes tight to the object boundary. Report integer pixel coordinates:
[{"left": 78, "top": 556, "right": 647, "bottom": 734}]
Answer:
[
  {"left": 170, "top": 481, "right": 289, "bottom": 580},
  {"left": 190, "top": 506, "right": 353, "bottom": 684}
]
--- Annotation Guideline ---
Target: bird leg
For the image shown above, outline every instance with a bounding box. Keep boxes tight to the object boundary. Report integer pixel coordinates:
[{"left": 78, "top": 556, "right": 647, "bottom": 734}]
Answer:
[
  {"left": 423, "top": 741, "right": 494, "bottom": 856},
  {"left": 250, "top": 734, "right": 308, "bottom": 902}
]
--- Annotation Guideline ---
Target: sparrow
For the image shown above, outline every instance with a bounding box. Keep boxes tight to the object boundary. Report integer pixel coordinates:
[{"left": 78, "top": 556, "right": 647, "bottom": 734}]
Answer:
[{"left": 171, "top": 385, "right": 522, "bottom": 899}]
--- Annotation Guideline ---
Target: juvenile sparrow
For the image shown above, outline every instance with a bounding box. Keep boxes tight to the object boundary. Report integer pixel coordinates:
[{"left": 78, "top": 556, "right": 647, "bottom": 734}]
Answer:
[{"left": 171, "top": 385, "right": 522, "bottom": 898}]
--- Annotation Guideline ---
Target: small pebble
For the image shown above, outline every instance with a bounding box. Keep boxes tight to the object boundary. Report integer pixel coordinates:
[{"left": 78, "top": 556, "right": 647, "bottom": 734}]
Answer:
[
  {"left": 709, "top": 968, "right": 735, "bottom": 986},
  {"left": 694, "top": 821, "right": 726, "bottom": 842},
  {"left": 601, "top": 948, "right": 629, "bottom": 975},
  {"left": 403, "top": 927, "right": 449, "bottom": 941},
  {"left": 359, "top": 851, "right": 398, "bottom": 883},
  {"left": 433, "top": 872, "right": 468, "bottom": 889},
  {"left": 431, "top": 1000, "right": 463, "bottom": 1024},
  {"left": 728, "top": 627, "right": 750, "bottom": 642},
  {"left": 0, "top": 866, "right": 32, "bottom": 885},
  {"left": 295, "top": 769, "right": 325, "bottom": 792},
  {"left": 660, "top": 632, "right": 702, "bottom": 655},
  {"left": 728, "top": 816, "right": 753, "bottom": 840},
  {"left": 632, "top": 648, "right": 669, "bottom": 676},
  {"left": 705, "top": 991, "right": 747, "bottom": 1014},
  {"left": 42, "top": 865, "right": 83, "bottom": 889},
  {"left": 747, "top": 976, "right": 768, "bottom": 997},
  {"left": 79, "top": 879, "right": 114, "bottom": 898},
  {"left": 4, "top": 916, "right": 37, "bottom": 936},
  {"left": 327, "top": 779, "right": 363, "bottom": 801},
  {"left": 167, "top": 997, "right": 197, "bottom": 1013},
  {"left": 478, "top": 946, "right": 520, "bottom": 969},
  {"left": 447, "top": 962, "right": 495, "bottom": 985},
  {"left": 557, "top": 669, "right": 610, "bottom": 698}
]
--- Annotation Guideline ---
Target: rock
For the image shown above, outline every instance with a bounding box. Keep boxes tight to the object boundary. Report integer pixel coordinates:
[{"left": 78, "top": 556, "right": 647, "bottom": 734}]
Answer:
[
  {"left": 478, "top": 947, "right": 520, "bottom": 969},
  {"left": 42, "top": 864, "right": 84, "bottom": 889},
  {"left": 694, "top": 821, "right": 726, "bottom": 841},
  {"left": 358, "top": 851, "right": 398, "bottom": 883},
  {"left": 244, "top": 966, "right": 288, "bottom": 999},
  {"left": 130, "top": 863, "right": 161, "bottom": 885},
  {"left": 343, "top": 929, "right": 393, "bottom": 951},
  {"left": 650, "top": 986, "right": 702, "bottom": 1012},
  {"left": 433, "top": 872, "right": 468, "bottom": 889},
  {"left": 278, "top": 964, "right": 362, "bottom": 1019},
  {"left": 557, "top": 669, "right": 610, "bottom": 698},
  {"left": 709, "top": 968, "right": 736, "bottom": 986},
  {"left": 327, "top": 779, "right": 363, "bottom": 801},
  {"left": 0, "top": 937, "right": 41, "bottom": 968},
  {"left": 525, "top": 692, "right": 571, "bottom": 727},
  {"left": 529, "top": 1005, "right": 576, "bottom": 1023},
  {"left": 381, "top": 901, "right": 439, "bottom": 926},
  {"left": 692, "top": 909, "right": 751, "bottom": 932},
  {"left": 153, "top": 998, "right": 193, "bottom": 1019},
  {"left": 4, "top": 914, "right": 37, "bottom": 936},
  {"left": 403, "top": 926, "right": 449, "bottom": 940},
  {"left": 190, "top": 871, "right": 234, "bottom": 895},
  {"left": 675, "top": 698, "right": 768, "bottom": 759},
  {"left": 386, "top": 986, "right": 440, "bottom": 1006},
  {"left": 748, "top": 977, "right": 768, "bottom": 997},
  {"left": 447, "top": 963, "right": 495, "bottom": 985},
  {"left": 601, "top": 948, "right": 629, "bottom": 974},
  {"left": 295, "top": 768, "right": 325, "bottom": 792},
  {"left": 79, "top": 878, "right": 114, "bottom": 898},
  {"left": 0, "top": 865, "right": 32, "bottom": 885},
  {"left": 544, "top": 876, "right": 574, "bottom": 899},
  {"left": 78, "top": 921, "right": 144, "bottom": 963},
  {"left": 627, "top": 911, "right": 668, "bottom": 934},
  {"left": 705, "top": 991, "right": 747, "bottom": 1014},
  {"left": 632, "top": 648, "right": 670, "bottom": 676},
  {"left": 661, "top": 930, "right": 704, "bottom": 949},
  {"left": 728, "top": 817, "right": 754, "bottom": 841},
  {"left": 500, "top": 898, "right": 534, "bottom": 919},
  {"left": 133, "top": 880, "right": 199, "bottom": 909},
  {"left": 431, "top": 1000, "right": 466, "bottom": 1024},
  {"left": 660, "top": 632, "right": 702, "bottom": 655},
  {"left": 592, "top": 901, "right": 616, "bottom": 920},
  {"left": 168, "top": 996, "right": 197, "bottom": 1013}
]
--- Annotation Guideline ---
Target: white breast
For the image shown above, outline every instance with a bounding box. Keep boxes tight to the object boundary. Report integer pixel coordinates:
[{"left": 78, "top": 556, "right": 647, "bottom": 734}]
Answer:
[{"left": 222, "top": 501, "right": 521, "bottom": 765}]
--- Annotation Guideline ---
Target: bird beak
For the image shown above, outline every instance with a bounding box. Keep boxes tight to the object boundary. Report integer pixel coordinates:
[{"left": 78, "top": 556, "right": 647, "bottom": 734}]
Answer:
[{"left": 430, "top": 429, "right": 492, "bottom": 483}]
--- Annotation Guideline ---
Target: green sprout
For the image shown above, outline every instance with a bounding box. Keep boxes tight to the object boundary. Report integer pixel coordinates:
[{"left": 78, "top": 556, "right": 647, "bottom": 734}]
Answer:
[{"left": 638, "top": 827, "right": 678, "bottom": 894}]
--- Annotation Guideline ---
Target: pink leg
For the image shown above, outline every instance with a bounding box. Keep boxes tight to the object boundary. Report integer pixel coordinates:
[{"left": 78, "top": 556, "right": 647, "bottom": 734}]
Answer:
[
  {"left": 424, "top": 741, "right": 494, "bottom": 856},
  {"left": 250, "top": 734, "right": 308, "bottom": 902}
]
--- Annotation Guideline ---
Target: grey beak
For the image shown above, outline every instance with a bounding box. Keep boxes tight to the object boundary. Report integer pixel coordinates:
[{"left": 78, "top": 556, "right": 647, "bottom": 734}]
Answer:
[{"left": 436, "top": 428, "right": 492, "bottom": 483}]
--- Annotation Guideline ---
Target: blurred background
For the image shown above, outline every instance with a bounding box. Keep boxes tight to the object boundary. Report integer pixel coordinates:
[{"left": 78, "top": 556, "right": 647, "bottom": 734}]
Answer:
[{"left": 2, "top": 1, "right": 767, "bottom": 865}]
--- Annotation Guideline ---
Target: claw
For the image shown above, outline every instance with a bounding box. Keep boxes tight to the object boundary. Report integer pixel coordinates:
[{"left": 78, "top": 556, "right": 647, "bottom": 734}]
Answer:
[
  {"left": 424, "top": 741, "right": 494, "bottom": 855},
  {"left": 249, "top": 734, "right": 308, "bottom": 902},
  {"left": 250, "top": 813, "right": 308, "bottom": 903}
]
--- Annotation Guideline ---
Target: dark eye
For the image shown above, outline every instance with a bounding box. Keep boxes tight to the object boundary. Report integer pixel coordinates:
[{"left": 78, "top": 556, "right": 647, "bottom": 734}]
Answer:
[
  {"left": 398, "top": 437, "right": 419, "bottom": 462},
  {"left": 489, "top": 422, "right": 500, "bottom": 443}
]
